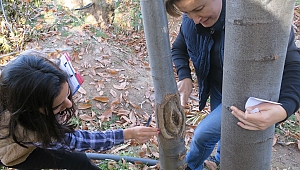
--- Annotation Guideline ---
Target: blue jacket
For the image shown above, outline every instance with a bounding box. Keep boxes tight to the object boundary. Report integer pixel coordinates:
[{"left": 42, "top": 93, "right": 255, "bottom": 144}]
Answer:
[
  {"left": 171, "top": 2, "right": 300, "bottom": 118},
  {"left": 172, "top": 3, "right": 226, "bottom": 110}
]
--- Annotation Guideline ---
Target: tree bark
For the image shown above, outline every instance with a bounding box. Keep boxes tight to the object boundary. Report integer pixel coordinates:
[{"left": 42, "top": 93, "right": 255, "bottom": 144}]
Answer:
[
  {"left": 140, "top": 0, "right": 186, "bottom": 169},
  {"left": 221, "top": 0, "right": 295, "bottom": 169}
]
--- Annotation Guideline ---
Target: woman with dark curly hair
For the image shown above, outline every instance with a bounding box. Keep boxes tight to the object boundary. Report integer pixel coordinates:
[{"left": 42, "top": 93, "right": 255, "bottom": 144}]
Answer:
[{"left": 0, "top": 50, "right": 159, "bottom": 169}]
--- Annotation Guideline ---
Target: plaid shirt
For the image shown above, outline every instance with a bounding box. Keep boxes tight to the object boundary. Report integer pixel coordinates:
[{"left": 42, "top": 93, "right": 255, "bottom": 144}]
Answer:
[{"left": 42, "top": 129, "right": 125, "bottom": 152}]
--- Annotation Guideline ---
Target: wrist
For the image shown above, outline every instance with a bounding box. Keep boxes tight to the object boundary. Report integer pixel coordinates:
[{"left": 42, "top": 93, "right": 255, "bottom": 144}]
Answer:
[
  {"left": 123, "top": 128, "right": 132, "bottom": 140},
  {"left": 278, "top": 105, "right": 288, "bottom": 122}
]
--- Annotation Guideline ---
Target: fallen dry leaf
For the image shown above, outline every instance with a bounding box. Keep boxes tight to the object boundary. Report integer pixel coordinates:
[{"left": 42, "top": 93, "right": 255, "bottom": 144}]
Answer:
[
  {"left": 79, "top": 114, "right": 94, "bottom": 121},
  {"left": 108, "top": 69, "right": 118, "bottom": 75},
  {"left": 121, "top": 115, "right": 131, "bottom": 124},
  {"left": 285, "top": 141, "right": 296, "bottom": 146},
  {"left": 98, "top": 108, "right": 112, "bottom": 122},
  {"left": 91, "top": 110, "right": 96, "bottom": 118},
  {"left": 110, "top": 89, "right": 117, "bottom": 97},
  {"left": 82, "top": 125, "right": 88, "bottom": 130},
  {"left": 143, "top": 66, "right": 151, "bottom": 70},
  {"left": 125, "top": 91, "right": 129, "bottom": 96},
  {"left": 113, "top": 82, "right": 127, "bottom": 90},
  {"left": 111, "top": 97, "right": 121, "bottom": 106},
  {"left": 129, "top": 101, "right": 140, "bottom": 109},
  {"left": 151, "top": 151, "right": 159, "bottom": 158},
  {"left": 98, "top": 59, "right": 111, "bottom": 66},
  {"left": 273, "top": 134, "right": 278, "bottom": 146},
  {"left": 138, "top": 148, "right": 147, "bottom": 158},
  {"left": 295, "top": 111, "right": 300, "bottom": 122},
  {"left": 35, "top": 24, "right": 43, "bottom": 30},
  {"left": 99, "top": 91, "right": 104, "bottom": 95},
  {"left": 129, "top": 110, "right": 137, "bottom": 125},
  {"left": 144, "top": 91, "right": 151, "bottom": 99},
  {"left": 93, "top": 96, "right": 109, "bottom": 102},
  {"left": 151, "top": 136, "right": 159, "bottom": 147},
  {"left": 78, "top": 86, "right": 86, "bottom": 94},
  {"left": 111, "top": 143, "right": 130, "bottom": 153},
  {"left": 149, "top": 94, "right": 155, "bottom": 101},
  {"left": 116, "top": 108, "right": 130, "bottom": 116},
  {"left": 95, "top": 103, "right": 102, "bottom": 110},
  {"left": 91, "top": 69, "right": 96, "bottom": 76},
  {"left": 141, "top": 165, "right": 152, "bottom": 170},
  {"left": 77, "top": 103, "right": 92, "bottom": 110},
  {"left": 107, "top": 160, "right": 117, "bottom": 170}
]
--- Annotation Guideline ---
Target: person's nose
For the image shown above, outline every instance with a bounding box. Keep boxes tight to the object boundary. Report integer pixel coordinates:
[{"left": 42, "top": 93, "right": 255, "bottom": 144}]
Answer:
[
  {"left": 187, "top": 13, "right": 202, "bottom": 24},
  {"left": 61, "top": 98, "right": 72, "bottom": 111}
]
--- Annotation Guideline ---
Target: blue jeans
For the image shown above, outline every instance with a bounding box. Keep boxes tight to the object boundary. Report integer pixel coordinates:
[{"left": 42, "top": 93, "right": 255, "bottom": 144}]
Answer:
[{"left": 186, "top": 86, "right": 222, "bottom": 170}]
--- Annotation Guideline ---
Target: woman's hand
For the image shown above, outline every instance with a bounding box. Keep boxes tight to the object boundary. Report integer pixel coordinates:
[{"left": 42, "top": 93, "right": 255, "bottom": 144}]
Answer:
[
  {"left": 124, "top": 126, "right": 159, "bottom": 143},
  {"left": 231, "top": 103, "right": 287, "bottom": 130},
  {"left": 177, "top": 78, "right": 193, "bottom": 107}
]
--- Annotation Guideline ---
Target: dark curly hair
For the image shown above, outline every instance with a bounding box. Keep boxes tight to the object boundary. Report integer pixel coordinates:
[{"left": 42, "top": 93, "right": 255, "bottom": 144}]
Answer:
[{"left": 0, "top": 50, "right": 76, "bottom": 147}]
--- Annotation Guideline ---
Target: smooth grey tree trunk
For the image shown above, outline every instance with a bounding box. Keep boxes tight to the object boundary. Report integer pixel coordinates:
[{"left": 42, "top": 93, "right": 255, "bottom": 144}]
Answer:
[
  {"left": 140, "top": 0, "right": 186, "bottom": 169},
  {"left": 221, "top": 0, "right": 295, "bottom": 169}
]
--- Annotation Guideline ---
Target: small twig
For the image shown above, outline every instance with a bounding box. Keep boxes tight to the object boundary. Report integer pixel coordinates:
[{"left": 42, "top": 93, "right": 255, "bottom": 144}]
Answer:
[
  {"left": 0, "top": 51, "right": 20, "bottom": 59},
  {"left": 74, "top": 2, "right": 95, "bottom": 11},
  {"left": 0, "top": 0, "right": 13, "bottom": 34}
]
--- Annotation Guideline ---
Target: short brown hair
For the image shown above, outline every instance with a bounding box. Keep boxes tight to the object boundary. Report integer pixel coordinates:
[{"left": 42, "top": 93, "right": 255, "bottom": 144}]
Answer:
[{"left": 165, "top": 0, "right": 182, "bottom": 17}]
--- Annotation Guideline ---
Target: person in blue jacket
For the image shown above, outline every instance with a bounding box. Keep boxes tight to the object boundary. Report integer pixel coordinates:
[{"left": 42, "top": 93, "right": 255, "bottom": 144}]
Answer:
[{"left": 165, "top": 0, "right": 300, "bottom": 169}]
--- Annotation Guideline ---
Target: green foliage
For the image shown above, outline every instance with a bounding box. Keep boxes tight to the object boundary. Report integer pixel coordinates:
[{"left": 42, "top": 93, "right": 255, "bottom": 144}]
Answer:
[
  {"left": 97, "top": 159, "right": 133, "bottom": 170},
  {"left": 95, "top": 30, "right": 107, "bottom": 38},
  {"left": 0, "top": 36, "right": 11, "bottom": 53},
  {"left": 113, "top": 0, "right": 143, "bottom": 32},
  {"left": 0, "top": 0, "right": 41, "bottom": 54},
  {"left": 101, "top": 114, "right": 121, "bottom": 130},
  {"left": 96, "top": 148, "right": 152, "bottom": 170},
  {"left": 296, "top": 0, "right": 300, "bottom": 5},
  {"left": 275, "top": 114, "right": 300, "bottom": 143},
  {"left": 71, "top": 116, "right": 82, "bottom": 127}
]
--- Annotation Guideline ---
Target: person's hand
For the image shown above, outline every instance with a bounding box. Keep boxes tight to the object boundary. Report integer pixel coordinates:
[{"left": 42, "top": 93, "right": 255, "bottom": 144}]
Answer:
[
  {"left": 177, "top": 78, "right": 193, "bottom": 107},
  {"left": 124, "top": 126, "right": 159, "bottom": 143},
  {"left": 230, "top": 103, "right": 287, "bottom": 130},
  {"left": 204, "top": 160, "right": 218, "bottom": 170}
]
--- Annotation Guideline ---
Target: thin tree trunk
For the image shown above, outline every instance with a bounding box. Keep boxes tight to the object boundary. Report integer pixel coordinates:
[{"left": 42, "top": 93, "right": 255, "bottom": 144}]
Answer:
[
  {"left": 221, "top": 0, "right": 295, "bottom": 169},
  {"left": 140, "top": 0, "right": 186, "bottom": 169}
]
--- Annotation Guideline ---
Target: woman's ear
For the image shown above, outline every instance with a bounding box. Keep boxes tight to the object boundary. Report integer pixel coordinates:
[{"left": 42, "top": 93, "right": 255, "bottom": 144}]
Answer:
[{"left": 39, "top": 108, "right": 45, "bottom": 114}]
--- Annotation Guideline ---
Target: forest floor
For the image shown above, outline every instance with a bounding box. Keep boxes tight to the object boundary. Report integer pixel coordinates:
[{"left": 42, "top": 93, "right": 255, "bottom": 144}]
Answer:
[
  {"left": 26, "top": 23, "right": 300, "bottom": 170},
  {"left": 1, "top": 1, "right": 300, "bottom": 170}
]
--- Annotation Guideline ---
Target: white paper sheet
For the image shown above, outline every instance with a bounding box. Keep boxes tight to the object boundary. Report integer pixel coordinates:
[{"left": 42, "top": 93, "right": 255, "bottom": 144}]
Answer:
[{"left": 245, "top": 97, "right": 281, "bottom": 113}]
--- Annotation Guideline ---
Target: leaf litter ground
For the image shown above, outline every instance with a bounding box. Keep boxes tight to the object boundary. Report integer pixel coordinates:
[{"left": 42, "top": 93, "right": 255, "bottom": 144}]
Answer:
[{"left": 25, "top": 27, "right": 299, "bottom": 170}]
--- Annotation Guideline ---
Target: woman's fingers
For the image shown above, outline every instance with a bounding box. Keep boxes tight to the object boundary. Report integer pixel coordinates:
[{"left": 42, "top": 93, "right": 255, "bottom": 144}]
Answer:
[
  {"left": 230, "top": 104, "right": 287, "bottom": 130},
  {"left": 133, "top": 127, "right": 159, "bottom": 143},
  {"left": 231, "top": 106, "right": 266, "bottom": 130}
]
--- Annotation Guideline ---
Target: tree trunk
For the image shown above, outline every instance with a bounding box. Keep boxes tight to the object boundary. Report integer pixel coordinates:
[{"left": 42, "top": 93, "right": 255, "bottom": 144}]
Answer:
[
  {"left": 221, "top": 0, "right": 295, "bottom": 169},
  {"left": 140, "top": 0, "right": 186, "bottom": 169}
]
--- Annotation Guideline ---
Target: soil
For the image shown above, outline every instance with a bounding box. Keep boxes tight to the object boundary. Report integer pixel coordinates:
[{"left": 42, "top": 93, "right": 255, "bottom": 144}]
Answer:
[{"left": 271, "top": 144, "right": 300, "bottom": 169}]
